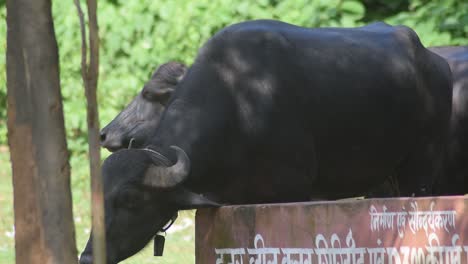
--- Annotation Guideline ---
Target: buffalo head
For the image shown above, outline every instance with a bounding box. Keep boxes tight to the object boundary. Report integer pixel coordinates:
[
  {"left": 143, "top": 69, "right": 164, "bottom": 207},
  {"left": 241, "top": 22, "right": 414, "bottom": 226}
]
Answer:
[
  {"left": 79, "top": 146, "right": 219, "bottom": 264},
  {"left": 100, "top": 62, "right": 187, "bottom": 151}
]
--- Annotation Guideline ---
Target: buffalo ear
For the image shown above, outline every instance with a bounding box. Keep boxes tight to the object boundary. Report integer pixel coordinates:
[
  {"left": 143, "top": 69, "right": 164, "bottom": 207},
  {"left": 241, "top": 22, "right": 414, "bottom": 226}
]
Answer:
[
  {"left": 142, "top": 61, "right": 187, "bottom": 105},
  {"left": 170, "top": 188, "right": 221, "bottom": 210},
  {"left": 150, "top": 61, "right": 187, "bottom": 82}
]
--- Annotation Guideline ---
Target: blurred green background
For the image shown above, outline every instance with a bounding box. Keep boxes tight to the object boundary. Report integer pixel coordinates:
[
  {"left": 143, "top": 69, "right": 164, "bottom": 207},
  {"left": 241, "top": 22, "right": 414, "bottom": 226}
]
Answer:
[{"left": 0, "top": 0, "right": 467, "bottom": 263}]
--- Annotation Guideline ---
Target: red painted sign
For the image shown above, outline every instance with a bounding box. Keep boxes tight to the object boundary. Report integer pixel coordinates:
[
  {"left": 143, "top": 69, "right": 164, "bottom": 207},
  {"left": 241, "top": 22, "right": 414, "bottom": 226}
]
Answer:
[{"left": 196, "top": 196, "right": 467, "bottom": 264}]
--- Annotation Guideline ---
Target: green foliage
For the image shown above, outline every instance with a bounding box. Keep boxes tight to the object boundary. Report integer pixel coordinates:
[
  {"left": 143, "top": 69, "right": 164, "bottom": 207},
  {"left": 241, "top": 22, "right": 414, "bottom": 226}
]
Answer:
[
  {"left": 0, "top": 0, "right": 467, "bottom": 155},
  {"left": 388, "top": 0, "right": 468, "bottom": 46},
  {"left": 46, "top": 0, "right": 367, "bottom": 156}
]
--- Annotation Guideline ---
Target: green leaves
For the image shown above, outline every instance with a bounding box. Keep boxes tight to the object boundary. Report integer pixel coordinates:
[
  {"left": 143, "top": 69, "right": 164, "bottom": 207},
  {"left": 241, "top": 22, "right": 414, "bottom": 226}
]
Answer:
[
  {"left": 388, "top": 1, "right": 468, "bottom": 46},
  {"left": 342, "top": 1, "right": 365, "bottom": 18},
  {"left": 1, "top": 0, "right": 466, "bottom": 154}
]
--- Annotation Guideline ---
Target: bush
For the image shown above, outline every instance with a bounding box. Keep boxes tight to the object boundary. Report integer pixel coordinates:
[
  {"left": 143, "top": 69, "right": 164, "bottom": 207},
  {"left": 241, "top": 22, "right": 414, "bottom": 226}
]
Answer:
[
  {"left": 0, "top": 0, "right": 467, "bottom": 156},
  {"left": 388, "top": 0, "right": 468, "bottom": 45},
  {"left": 50, "top": 0, "right": 367, "bottom": 155}
]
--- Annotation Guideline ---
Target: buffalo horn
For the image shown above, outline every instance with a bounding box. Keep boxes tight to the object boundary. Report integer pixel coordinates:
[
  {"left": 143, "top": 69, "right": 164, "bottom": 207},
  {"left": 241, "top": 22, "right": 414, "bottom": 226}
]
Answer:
[{"left": 143, "top": 146, "right": 190, "bottom": 188}]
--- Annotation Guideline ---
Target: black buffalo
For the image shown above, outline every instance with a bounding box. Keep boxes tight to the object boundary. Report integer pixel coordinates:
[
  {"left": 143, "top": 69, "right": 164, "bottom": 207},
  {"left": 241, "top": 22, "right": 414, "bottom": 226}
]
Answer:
[
  {"left": 80, "top": 20, "right": 452, "bottom": 263},
  {"left": 430, "top": 46, "right": 468, "bottom": 195},
  {"left": 78, "top": 148, "right": 219, "bottom": 264}
]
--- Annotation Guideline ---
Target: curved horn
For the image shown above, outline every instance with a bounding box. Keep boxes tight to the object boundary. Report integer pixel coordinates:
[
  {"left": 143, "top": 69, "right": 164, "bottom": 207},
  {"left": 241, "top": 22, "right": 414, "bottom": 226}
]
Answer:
[{"left": 143, "top": 146, "right": 190, "bottom": 188}]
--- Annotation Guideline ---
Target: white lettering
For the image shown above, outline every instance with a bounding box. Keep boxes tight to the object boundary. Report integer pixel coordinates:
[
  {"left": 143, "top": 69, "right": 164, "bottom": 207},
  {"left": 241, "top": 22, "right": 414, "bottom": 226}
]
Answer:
[
  {"left": 215, "top": 248, "right": 246, "bottom": 264},
  {"left": 247, "top": 234, "right": 280, "bottom": 264}
]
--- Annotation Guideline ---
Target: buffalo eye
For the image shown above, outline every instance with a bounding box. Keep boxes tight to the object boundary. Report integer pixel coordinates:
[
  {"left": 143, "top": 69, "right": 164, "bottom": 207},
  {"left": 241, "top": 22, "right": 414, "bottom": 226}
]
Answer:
[{"left": 141, "top": 83, "right": 174, "bottom": 105}]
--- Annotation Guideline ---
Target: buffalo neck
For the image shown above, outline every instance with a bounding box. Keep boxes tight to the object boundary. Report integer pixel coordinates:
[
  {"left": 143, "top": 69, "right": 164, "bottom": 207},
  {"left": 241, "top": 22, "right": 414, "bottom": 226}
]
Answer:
[{"left": 145, "top": 63, "right": 236, "bottom": 186}]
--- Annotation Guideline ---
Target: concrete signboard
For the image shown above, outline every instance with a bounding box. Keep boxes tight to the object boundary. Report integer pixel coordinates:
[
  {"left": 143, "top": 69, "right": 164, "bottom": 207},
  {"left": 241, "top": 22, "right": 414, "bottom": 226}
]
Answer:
[{"left": 196, "top": 196, "right": 467, "bottom": 264}]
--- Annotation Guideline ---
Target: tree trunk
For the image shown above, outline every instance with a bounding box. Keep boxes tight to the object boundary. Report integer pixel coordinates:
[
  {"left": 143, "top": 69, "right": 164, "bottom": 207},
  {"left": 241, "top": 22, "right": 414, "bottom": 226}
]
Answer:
[{"left": 6, "top": 0, "right": 78, "bottom": 263}]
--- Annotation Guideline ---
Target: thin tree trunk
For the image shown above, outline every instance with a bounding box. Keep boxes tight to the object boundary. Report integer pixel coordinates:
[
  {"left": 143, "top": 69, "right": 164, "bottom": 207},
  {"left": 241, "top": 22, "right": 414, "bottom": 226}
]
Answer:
[
  {"left": 74, "top": 0, "right": 106, "bottom": 262},
  {"left": 6, "top": 0, "right": 78, "bottom": 263}
]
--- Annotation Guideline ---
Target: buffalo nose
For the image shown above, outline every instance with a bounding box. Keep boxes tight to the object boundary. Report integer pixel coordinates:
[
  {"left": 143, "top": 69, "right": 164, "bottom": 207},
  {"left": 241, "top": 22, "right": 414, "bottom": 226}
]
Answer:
[
  {"left": 100, "top": 131, "right": 107, "bottom": 143},
  {"left": 99, "top": 130, "right": 123, "bottom": 152}
]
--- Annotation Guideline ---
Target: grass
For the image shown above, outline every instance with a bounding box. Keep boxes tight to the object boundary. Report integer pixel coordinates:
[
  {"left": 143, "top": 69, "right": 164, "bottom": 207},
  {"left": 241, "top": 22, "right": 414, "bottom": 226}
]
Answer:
[
  {"left": 0, "top": 146, "right": 14, "bottom": 263},
  {"left": 0, "top": 146, "right": 196, "bottom": 264}
]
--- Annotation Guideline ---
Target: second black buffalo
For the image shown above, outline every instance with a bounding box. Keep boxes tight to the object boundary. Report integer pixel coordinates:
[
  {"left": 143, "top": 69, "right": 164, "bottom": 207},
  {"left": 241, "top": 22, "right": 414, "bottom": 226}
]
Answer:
[{"left": 430, "top": 46, "right": 468, "bottom": 195}]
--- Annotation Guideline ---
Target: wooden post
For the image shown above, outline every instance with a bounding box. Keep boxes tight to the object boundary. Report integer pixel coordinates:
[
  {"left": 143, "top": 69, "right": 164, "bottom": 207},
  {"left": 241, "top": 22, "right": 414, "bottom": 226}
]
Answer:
[{"left": 6, "top": 0, "right": 78, "bottom": 263}]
